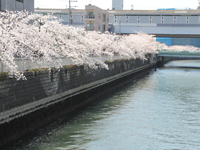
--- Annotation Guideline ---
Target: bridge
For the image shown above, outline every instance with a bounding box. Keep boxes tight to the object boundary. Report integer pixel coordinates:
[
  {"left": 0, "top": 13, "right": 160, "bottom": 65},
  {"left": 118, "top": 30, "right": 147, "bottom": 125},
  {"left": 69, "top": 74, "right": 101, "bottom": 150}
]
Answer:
[{"left": 157, "top": 50, "right": 200, "bottom": 58}]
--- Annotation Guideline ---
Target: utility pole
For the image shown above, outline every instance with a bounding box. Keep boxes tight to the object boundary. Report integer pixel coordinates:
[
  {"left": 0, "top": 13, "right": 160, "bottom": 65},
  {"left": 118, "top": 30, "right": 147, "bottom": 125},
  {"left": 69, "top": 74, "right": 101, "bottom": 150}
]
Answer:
[
  {"left": 68, "top": 0, "right": 77, "bottom": 26},
  {"left": 119, "top": 18, "right": 121, "bottom": 35},
  {"left": 6, "top": 0, "right": 8, "bottom": 11}
]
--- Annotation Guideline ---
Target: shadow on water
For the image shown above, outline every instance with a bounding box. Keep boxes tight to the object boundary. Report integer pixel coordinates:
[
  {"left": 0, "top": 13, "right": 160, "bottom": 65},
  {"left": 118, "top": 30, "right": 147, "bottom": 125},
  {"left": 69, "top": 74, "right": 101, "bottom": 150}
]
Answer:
[{"left": 3, "top": 70, "right": 154, "bottom": 150}]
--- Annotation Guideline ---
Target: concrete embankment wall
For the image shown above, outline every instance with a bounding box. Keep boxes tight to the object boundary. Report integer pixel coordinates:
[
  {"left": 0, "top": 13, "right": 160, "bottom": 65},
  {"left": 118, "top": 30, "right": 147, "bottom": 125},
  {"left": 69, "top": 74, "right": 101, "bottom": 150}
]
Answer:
[{"left": 0, "top": 58, "right": 156, "bottom": 148}]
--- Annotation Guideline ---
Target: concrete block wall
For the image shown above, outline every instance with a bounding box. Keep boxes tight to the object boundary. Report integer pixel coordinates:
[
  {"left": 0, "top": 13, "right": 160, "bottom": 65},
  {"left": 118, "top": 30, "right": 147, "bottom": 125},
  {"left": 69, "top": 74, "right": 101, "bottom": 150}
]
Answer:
[
  {"left": 0, "top": 58, "right": 150, "bottom": 114},
  {"left": 0, "top": 58, "right": 155, "bottom": 148}
]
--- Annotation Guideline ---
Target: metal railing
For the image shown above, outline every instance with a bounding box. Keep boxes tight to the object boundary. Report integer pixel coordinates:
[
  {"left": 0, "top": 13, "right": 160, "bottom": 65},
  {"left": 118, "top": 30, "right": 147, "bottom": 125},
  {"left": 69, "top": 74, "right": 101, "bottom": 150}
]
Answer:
[
  {"left": 158, "top": 50, "right": 200, "bottom": 54},
  {"left": 157, "top": 50, "right": 200, "bottom": 58},
  {"left": 85, "top": 15, "right": 95, "bottom": 19},
  {"left": 0, "top": 55, "right": 124, "bottom": 73},
  {"left": 85, "top": 26, "right": 95, "bottom": 31}
]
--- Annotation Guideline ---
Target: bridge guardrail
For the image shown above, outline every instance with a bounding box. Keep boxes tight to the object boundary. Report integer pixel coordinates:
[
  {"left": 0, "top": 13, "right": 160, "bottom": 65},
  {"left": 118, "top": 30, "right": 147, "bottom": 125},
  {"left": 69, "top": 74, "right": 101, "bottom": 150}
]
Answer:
[
  {"left": 158, "top": 50, "right": 200, "bottom": 54},
  {"left": 0, "top": 54, "right": 157, "bottom": 74},
  {"left": 157, "top": 50, "right": 200, "bottom": 58}
]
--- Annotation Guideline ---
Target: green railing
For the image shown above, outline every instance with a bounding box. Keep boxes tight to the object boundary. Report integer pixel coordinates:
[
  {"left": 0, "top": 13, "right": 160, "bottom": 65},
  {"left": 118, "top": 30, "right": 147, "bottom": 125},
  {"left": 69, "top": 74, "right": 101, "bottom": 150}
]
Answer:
[{"left": 158, "top": 50, "right": 200, "bottom": 55}]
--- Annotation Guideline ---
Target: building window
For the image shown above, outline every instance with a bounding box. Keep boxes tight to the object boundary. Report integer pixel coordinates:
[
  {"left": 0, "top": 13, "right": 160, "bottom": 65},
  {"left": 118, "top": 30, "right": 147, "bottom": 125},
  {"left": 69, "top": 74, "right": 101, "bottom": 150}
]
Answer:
[
  {"left": 173, "top": 16, "right": 176, "bottom": 24},
  {"left": 86, "top": 23, "right": 94, "bottom": 31},
  {"left": 16, "top": 0, "right": 23, "bottom": 2},
  {"left": 149, "top": 16, "right": 152, "bottom": 23},
  {"left": 138, "top": 16, "right": 140, "bottom": 23},
  {"left": 161, "top": 16, "right": 164, "bottom": 23},
  {"left": 186, "top": 16, "right": 189, "bottom": 24},
  {"left": 102, "top": 14, "right": 106, "bottom": 22},
  {"left": 87, "top": 12, "right": 94, "bottom": 18},
  {"left": 126, "top": 16, "right": 129, "bottom": 23},
  {"left": 102, "top": 25, "right": 106, "bottom": 32},
  {"left": 98, "top": 25, "right": 100, "bottom": 30},
  {"left": 114, "top": 16, "right": 117, "bottom": 23}
]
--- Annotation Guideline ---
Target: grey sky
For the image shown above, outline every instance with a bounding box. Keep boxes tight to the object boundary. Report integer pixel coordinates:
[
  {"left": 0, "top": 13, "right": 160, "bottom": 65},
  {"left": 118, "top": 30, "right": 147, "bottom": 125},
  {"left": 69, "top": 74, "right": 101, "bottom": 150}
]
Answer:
[{"left": 35, "top": 0, "right": 198, "bottom": 10}]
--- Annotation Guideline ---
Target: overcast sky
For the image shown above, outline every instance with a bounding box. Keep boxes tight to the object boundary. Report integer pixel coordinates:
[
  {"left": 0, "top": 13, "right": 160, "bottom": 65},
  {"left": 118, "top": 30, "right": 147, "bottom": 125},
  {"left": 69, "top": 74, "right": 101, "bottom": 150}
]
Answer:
[{"left": 35, "top": 0, "right": 199, "bottom": 10}]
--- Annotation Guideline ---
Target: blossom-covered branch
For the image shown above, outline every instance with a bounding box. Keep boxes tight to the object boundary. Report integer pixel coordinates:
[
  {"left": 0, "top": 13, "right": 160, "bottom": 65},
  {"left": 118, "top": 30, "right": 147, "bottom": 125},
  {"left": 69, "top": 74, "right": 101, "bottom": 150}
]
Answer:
[{"left": 2, "top": 11, "right": 191, "bottom": 80}]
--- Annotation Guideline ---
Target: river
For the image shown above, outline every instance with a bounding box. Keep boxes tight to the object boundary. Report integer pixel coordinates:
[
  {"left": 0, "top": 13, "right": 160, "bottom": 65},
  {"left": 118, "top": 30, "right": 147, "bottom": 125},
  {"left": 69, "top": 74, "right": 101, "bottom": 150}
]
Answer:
[{"left": 5, "top": 60, "right": 200, "bottom": 150}]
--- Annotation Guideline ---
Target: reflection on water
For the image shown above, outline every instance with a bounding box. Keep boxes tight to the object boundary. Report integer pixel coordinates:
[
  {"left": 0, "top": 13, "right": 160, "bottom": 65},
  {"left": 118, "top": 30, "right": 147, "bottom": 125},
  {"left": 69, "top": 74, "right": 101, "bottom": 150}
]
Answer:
[{"left": 6, "top": 60, "right": 200, "bottom": 150}]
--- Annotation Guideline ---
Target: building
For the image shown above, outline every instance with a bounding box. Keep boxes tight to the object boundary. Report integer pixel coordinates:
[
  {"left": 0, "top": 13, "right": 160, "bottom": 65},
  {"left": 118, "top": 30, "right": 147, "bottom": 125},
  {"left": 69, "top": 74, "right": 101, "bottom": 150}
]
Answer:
[
  {"left": 85, "top": 5, "right": 109, "bottom": 32},
  {"left": 0, "top": 0, "right": 34, "bottom": 12},
  {"left": 108, "top": 10, "right": 200, "bottom": 36},
  {"left": 35, "top": 5, "right": 109, "bottom": 33},
  {"left": 35, "top": 7, "right": 200, "bottom": 47},
  {"left": 112, "top": 0, "right": 123, "bottom": 10},
  {"left": 108, "top": 9, "right": 200, "bottom": 47},
  {"left": 34, "top": 8, "right": 85, "bottom": 28}
]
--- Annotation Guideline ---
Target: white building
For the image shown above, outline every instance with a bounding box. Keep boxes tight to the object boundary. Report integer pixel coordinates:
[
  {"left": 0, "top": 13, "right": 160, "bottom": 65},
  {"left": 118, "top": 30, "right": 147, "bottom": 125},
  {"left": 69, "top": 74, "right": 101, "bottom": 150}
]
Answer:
[
  {"left": 108, "top": 9, "right": 200, "bottom": 37},
  {"left": 34, "top": 8, "right": 85, "bottom": 28},
  {"left": 112, "top": 0, "right": 123, "bottom": 10},
  {"left": 85, "top": 5, "right": 109, "bottom": 32},
  {"left": 35, "top": 5, "right": 109, "bottom": 33},
  {"left": 35, "top": 7, "right": 200, "bottom": 37},
  {"left": 0, "top": 0, "right": 34, "bottom": 12}
]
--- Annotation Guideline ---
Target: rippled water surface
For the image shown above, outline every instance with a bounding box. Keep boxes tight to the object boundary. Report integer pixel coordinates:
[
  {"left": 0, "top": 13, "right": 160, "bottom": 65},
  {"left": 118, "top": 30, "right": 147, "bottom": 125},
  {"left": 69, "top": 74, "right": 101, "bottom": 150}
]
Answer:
[{"left": 7, "top": 60, "right": 200, "bottom": 150}]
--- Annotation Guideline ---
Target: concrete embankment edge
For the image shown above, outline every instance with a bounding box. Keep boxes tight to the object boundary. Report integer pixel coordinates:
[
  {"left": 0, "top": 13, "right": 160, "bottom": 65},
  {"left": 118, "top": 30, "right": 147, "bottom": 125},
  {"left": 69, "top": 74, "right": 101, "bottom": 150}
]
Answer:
[{"left": 0, "top": 62, "right": 156, "bottom": 148}]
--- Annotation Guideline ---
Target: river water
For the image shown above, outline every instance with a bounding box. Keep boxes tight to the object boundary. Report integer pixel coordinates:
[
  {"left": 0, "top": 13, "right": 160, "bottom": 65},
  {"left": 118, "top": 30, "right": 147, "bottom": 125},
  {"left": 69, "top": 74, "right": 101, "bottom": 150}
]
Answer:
[{"left": 6, "top": 60, "right": 200, "bottom": 150}]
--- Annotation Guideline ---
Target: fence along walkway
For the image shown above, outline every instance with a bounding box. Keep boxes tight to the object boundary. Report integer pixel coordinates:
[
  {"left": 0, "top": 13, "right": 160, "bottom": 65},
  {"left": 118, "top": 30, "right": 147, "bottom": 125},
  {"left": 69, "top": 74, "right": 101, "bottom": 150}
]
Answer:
[{"left": 0, "top": 55, "right": 123, "bottom": 73}]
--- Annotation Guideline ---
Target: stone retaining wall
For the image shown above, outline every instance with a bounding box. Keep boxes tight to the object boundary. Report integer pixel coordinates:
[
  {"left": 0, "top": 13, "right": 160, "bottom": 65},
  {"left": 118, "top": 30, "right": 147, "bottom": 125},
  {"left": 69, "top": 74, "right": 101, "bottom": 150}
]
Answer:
[{"left": 0, "top": 58, "right": 156, "bottom": 148}]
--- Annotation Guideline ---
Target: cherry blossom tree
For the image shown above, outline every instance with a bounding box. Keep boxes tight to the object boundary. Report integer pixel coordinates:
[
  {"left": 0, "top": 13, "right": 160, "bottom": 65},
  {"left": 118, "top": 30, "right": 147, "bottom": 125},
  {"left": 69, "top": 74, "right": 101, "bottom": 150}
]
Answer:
[
  {"left": 0, "top": 11, "right": 177, "bottom": 80},
  {"left": 0, "top": 11, "right": 110, "bottom": 79}
]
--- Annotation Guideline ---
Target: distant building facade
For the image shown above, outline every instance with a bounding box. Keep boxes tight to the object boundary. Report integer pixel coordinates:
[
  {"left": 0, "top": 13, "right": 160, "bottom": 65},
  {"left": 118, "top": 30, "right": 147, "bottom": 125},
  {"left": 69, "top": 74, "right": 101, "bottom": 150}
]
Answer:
[
  {"left": 35, "top": 5, "right": 109, "bottom": 33},
  {"left": 35, "top": 7, "right": 200, "bottom": 47},
  {"left": 112, "top": 0, "right": 123, "bottom": 10},
  {"left": 34, "top": 8, "right": 85, "bottom": 28},
  {"left": 0, "top": 0, "right": 34, "bottom": 12},
  {"left": 108, "top": 9, "right": 200, "bottom": 47},
  {"left": 108, "top": 10, "right": 200, "bottom": 35},
  {"left": 85, "top": 5, "right": 109, "bottom": 32}
]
